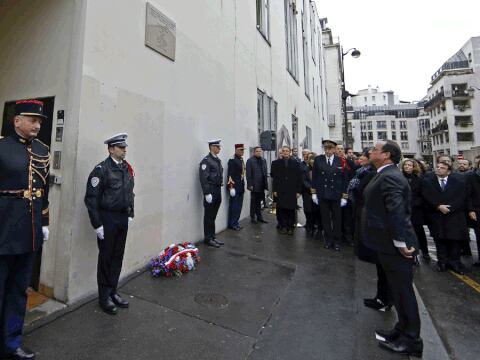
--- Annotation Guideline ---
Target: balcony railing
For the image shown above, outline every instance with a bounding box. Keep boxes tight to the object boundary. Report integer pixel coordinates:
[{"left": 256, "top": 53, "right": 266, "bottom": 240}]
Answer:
[
  {"left": 424, "top": 90, "right": 444, "bottom": 109},
  {"left": 431, "top": 120, "right": 448, "bottom": 134},
  {"left": 431, "top": 60, "right": 470, "bottom": 82}
]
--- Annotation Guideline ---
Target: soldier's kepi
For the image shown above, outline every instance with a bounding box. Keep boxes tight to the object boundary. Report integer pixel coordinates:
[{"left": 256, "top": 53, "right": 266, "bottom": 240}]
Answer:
[
  {"left": 199, "top": 139, "right": 224, "bottom": 248},
  {"left": 0, "top": 99, "right": 51, "bottom": 359},
  {"left": 84, "top": 133, "right": 135, "bottom": 315}
]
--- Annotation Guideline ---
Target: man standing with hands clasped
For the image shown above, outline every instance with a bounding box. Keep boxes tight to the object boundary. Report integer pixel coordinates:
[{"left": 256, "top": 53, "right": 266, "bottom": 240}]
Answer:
[
  {"left": 199, "top": 139, "right": 224, "bottom": 248},
  {"left": 227, "top": 144, "right": 245, "bottom": 231},
  {"left": 362, "top": 140, "right": 423, "bottom": 357},
  {"left": 85, "top": 133, "right": 135, "bottom": 315}
]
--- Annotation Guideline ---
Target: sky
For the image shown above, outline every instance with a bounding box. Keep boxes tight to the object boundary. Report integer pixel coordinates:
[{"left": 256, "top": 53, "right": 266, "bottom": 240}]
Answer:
[{"left": 316, "top": 0, "right": 480, "bottom": 102}]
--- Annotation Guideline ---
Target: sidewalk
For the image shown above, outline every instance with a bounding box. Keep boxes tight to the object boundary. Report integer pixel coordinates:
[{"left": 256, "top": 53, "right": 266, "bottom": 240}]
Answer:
[{"left": 23, "top": 213, "right": 447, "bottom": 360}]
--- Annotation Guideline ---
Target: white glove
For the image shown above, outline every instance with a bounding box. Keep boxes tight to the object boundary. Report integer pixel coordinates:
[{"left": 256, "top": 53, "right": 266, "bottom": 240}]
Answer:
[
  {"left": 95, "top": 226, "right": 105, "bottom": 240},
  {"left": 341, "top": 199, "right": 348, "bottom": 207},
  {"left": 312, "top": 194, "right": 319, "bottom": 205},
  {"left": 229, "top": 188, "right": 236, "bottom": 197},
  {"left": 128, "top": 217, "right": 133, "bottom": 225},
  {"left": 205, "top": 194, "right": 213, "bottom": 204},
  {"left": 42, "top": 226, "right": 49, "bottom": 241}
]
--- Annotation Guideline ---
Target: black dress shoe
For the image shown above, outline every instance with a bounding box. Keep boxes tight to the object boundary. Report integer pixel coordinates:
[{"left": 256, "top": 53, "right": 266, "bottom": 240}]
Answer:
[
  {"left": 280, "top": 228, "right": 288, "bottom": 234},
  {"left": 375, "top": 328, "right": 401, "bottom": 342},
  {"left": 364, "top": 298, "right": 392, "bottom": 312},
  {"left": 473, "top": 261, "right": 480, "bottom": 267},
  {"left": 422, "top": 253, "right": 431, "bottom": 262},
  {"left": 99, "top": 298, "right": 118, "bottom": 315},
  {"left": 437, "top": 262, "right": 447, "bottom": 272},
  {"left": 378, "top": 335, "right": 423, "bottom": 357},
  {"left": 287, "top": 229, "right": 294, "bottom": 236},
  {"left": 204, "top": 239, "right": 220, "bottom": 248},
  {"left": 111, "top": 293, "right": 129, "bottom": 308},
  {"left": 251, "top": 219, "right": 258, "bottom": 224},
  {"left": 258, "top": 219, "right": 268, "bottom": 223},
  {"left": 324, "top": 244, "right": 331, "bottom": 250},
  {"left": 215, "top": 238, "right": 225, "bottom": 245},
  {"left": 334, "top": 245, "right": 341, "bottom": 251},
  {"left": 6, "top": 347, "right": 35, "bottom": 359},
  {"left": 450, "top": 262, "right": 465, "bottom": 275}
]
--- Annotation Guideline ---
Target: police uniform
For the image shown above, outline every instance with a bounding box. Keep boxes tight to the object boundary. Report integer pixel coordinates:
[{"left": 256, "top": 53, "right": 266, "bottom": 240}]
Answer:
[
  {"left": 0, "top": 100, "right": 50, "bottom": 359},
  {"left": 84, "top": 133, "right": 134, "bottom": 315},
  {"left": 312, "top": 140, "right": 348, "bottom": 250},
  {"left": 199, "top": 140, "right": 224, "bottom": 247},
  {"left": 227, "top": 144, "right": 245, "bottom": 230}
]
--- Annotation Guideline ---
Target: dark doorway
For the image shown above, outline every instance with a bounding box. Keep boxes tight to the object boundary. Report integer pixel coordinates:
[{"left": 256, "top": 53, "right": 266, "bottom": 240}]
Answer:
[{"left": 1, "top": 97, "right": 55, "bottom": 291}]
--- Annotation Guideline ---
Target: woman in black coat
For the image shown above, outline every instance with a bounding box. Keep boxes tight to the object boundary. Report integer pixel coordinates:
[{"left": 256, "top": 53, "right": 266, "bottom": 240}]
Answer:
[
  {"left": 348, "top": 148, "right": 392, "bottom": 311},
  {"left": 401, "top": 159, "right": 430, "bottom": 262}
]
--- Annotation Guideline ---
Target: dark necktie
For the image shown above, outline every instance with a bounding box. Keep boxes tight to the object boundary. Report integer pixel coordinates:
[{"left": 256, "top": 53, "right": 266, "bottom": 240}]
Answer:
[{"left": 440, "top": 179, "right": 446, "bottom": 191}]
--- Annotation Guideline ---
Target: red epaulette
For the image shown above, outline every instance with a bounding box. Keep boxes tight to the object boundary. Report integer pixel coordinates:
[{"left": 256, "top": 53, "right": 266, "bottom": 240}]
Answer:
[{"left": 126, "top": 161, "right": 135, "bottom": 177}]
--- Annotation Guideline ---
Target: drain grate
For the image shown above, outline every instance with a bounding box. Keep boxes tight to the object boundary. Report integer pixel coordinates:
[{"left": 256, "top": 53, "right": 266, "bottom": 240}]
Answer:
[{"left": 194, "top": 293, "right": 229, "bottom": 310}]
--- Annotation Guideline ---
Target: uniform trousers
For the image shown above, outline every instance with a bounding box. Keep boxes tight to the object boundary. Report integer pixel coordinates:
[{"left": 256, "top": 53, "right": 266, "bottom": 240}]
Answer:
[
  {"left": 204, "top": 187, "right": 221, "bottom": 240},
  {"left": 320, "top": 199, "right": 342, "bottom": 246},
  {"left": 378, "top": 253, "right": 420, "bottom": 339},
  {"left": 341, "top": 201, "right": 354, "bottom": 243},
  {"left": 434, "top": 238, "right": 461, "bottom": 265},
  {"left": 250, "top": 192, "right": 264, "bottom": 221},
  {"left": 277, "top": 208, "right": 296, "bottom": 230},
  {"left": 0, "top": 252, "right": 37, "bottom": 355},
  {"left": 228, "top": 190, "right": 244, "bottom": 228},
  {"left": 97, "top": 210, "right": 129, "bottom": 301}
]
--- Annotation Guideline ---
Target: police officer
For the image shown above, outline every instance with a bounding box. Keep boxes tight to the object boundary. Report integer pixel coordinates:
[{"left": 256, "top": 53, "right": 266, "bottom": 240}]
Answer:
[
  {"left": 199, "top": 139, "right": 224, "bottom": 248},
  {"left": 227, "top": 144, "right": 246, "bottom": 231},
  {"left": 0, "top": 100, "right": 50, "bottom": 360},
  {"left": 84, "top": 133, "right": 135, "bottom": 315},
  {"left": 312, "top": 140, "right": 348, "bottom": 251}
]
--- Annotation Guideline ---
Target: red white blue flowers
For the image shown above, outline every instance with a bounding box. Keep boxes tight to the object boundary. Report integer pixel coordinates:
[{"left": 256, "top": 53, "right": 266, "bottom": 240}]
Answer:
[{"left": 150, "top": 242, "right": 200, "bottom": 277}]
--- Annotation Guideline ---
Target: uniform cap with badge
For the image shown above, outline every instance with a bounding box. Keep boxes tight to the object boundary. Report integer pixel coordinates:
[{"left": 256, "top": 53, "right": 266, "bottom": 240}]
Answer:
[
  {"left": 105, "top": 133, "right": 128, "bottom": 147},
  {"left": 208, "top": 139, "right": 221, "bottom": 147},
  {"left": 322, "top": 139, "right": 337, "bottom": 147},
  {"left": 15, "top": 99, "right": 47, "bottom": 119}
]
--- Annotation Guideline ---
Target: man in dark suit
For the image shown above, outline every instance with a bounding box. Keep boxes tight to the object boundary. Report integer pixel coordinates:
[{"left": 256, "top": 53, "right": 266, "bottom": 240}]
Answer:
[
  {"left": 227, "top": 144, "right": 246, "bottom": 230},
  {"left": 312, "top": 140, "right": 348, "bottom": 251},
  {"left": 271, "top": 146, "right": 302, "bottom": 235},
  {"left": 422, "top": 161, "right": 468, "bottom": 274},
  {"left": 362, "top": 140, "right": 423, "bottom": 357},
  {"left": 246, "top": 146, "right": 268, "bottom": 224}
]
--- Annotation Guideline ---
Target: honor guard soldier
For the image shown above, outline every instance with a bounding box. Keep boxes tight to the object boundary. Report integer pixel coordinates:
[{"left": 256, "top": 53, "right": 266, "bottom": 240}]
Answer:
[
  {"left": 199, "top": 139, "right": 224, "bottom": 248},
  {"left": 0, "top": 100, "right": 51, "bottom": 360},
  {"left": 312, "top": 140, "right": 348, "bottom": 251},
  {"left": 227, "top": 144, "right": 246, "bottom": 231},
  {"left": 84, "top": 133, "right": 135, "bottom": 315}
]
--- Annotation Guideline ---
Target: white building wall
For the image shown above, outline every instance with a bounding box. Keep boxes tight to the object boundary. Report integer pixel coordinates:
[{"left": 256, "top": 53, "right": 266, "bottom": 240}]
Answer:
[{"left": 323, "top": 43, "right": 343, "bottom": 143}]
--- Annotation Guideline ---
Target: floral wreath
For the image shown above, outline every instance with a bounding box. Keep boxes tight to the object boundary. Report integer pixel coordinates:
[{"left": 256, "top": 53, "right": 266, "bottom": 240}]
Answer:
[{"left": 150, "top": 242, "right": 200, "bottom": 277}]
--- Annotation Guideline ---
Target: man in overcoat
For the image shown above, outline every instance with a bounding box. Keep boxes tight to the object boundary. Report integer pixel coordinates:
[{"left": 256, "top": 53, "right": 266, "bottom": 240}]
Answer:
[
  {"left": 227, "top": 144, "right": 245, "bottom": 230},
  {"left": 271, "top": 146, "right": 302, "bottom": 235},
  {"left": 421, "top": 161, "right": 468, "bottom": 274},
  {"left": 362, "top": 140, "right": 422, "bottom": 357},
  {"left": 246, "top": 146, "right": 268, "bottom": 224}
]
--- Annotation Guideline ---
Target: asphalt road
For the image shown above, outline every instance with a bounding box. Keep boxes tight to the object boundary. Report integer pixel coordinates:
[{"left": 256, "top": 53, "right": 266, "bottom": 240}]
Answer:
[{"left": 23, "top": 214, "right": 479, "bottom": 359}]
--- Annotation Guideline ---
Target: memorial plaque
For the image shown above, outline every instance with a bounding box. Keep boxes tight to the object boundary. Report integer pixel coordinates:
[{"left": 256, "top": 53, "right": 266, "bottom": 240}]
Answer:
[{"left": 145, "top": 3, "right": 176, "bottom": 61}]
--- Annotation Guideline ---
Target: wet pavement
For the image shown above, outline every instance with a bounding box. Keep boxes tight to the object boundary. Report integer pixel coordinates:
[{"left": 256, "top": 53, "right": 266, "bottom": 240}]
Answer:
[{"left": 23, "top": 213, "right": 479, "bottom": 359}]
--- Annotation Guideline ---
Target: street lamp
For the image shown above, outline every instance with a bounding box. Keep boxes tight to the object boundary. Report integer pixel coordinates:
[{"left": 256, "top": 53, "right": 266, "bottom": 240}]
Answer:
[{"left": 341, "top": 47, "right": 361, "bottom": 147}]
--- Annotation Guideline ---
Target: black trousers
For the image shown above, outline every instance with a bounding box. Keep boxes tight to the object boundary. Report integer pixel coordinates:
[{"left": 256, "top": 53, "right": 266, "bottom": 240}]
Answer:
[
  {"left": 376, "top": 263, "right": 392, "bottom": 305},
  {"left": 203, "top": 187, "right": 221, "bottom": 240},
  {"left": 277, "top": 208, "right": 296, "bottom": 230},
  {"left": 472, "top": 217, "right": 480, "bottom": 261},
  {"left": 0, "top": 252, "right": 37, "bottom": 355},
  {"left": 98, "top": 211, "right": 129, "bottom": 301},
  {"left": 378, "top": 253, "right": 420, "bottom": 339},
  {"left": 250, "top": 191, "right": 264, "bottom": 220},
  {"left": 434, "top": 238, "right": 461, "bottom": 265},
  {"left": 320, "top": 199, "right": 342, "bottom": 246},
  {"left": 341, "top": 202, "right": 354, "bottom": 243},
  {"left": 228, "top": 190, "right": 244, "bottom": 228},
  {"left": 413, "top": 224, "right": 428, "bottom": 254}
]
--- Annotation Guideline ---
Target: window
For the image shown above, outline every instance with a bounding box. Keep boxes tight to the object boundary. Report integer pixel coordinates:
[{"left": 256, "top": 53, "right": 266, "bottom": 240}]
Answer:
[
  {"left": 256, "top": 0, "right": 270, "bottom": 41},
  {"left": 285, "top": 0, "right": 299, "bottom": 80},
  {"left": 391, "top": 121, "right": 396, "bottom": 129},
  {"left": 305, "top": 126, "right": 312, "bottom": 149},
  {"left": 377, "top": 121, "right": 387, "bottom": 129},
  {"left": 367, "top": 121, "right": 373, "bottom": 130},
  {"left": 257, "top": 89, "right": 278, "bottom": 168},
  {"left": 400, "top": 131, "right": 408, "bottom": 141},
  {"left": 309, "top": 2, "right": 316, "bottom": 64},
  {"left": 367, "top": 132, "right": 373, "bottom": 141},
  {"left": 401, "top": 142, "right": 409, "bottom": 150},
  {"left": 391, "top": 132, "right": 397, "bottom": 140},
  {"left": 301, "top": 1, "right": 310, "bottom": 98},
  {"left": 361, "top": 122, "right": 366, "bottom": 130},
  {"left": 445, "top": 132, "right": 449, "bottom": 143},
  {"left": 457, "top": 132, "right": 474, "bottom": 142},
  {"left": 377, "top": 131, "right": 387, "bottom": 140},
  {"left": 400, "top": 120, "right": 407, "bottom": 129},
  {"left": 372, "top": 96, "right": 375, "bottom": 102},
  {"left": 292, "top": 115, "right": 299, "bottom": 148},
  {"left": 361, "top": 132, "right": 367, "bottom": 141}
]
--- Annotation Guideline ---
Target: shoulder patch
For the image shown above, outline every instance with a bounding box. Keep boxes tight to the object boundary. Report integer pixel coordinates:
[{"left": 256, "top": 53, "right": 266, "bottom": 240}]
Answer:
[
  {"left": 201, "top": 164, "right": 207, "bottom": 171},
  {"left": 33, "top": 138, "right": 50, "bottom": 149}
]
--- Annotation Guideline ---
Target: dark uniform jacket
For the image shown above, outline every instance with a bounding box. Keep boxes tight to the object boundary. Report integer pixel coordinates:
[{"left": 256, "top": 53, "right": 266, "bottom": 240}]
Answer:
[
  {"left": 301, "top": 161, "right": 314, "bottom": 213},
  {"left": 0, "top": 133, "right": 50, "bottom": 255},
  {"left": 85, "top": 157, "right": 135, "bottom": 229},
  {"left": 199, "top": 153, "right": 223, "bottom": 195},
  {"left": 362, "top": 165, "right": 418, "bottom": 255},
  {"left": 271, "top": 158, "right": 302, "bottom": 210},
  {"left": 227, "top": 155, "right": 245, "bottom": 193},
  {"left": 466, "top": 169, "right": 480, "bottom": 212},
  {"left": 421, "top": 173, "right": 468, "bottom": 241},
  {"left": 246, "top": 156, "right": 268, "bottom": 192},
  {"left": 312, "top": 154, "right": 347, "bottom": 201}
]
